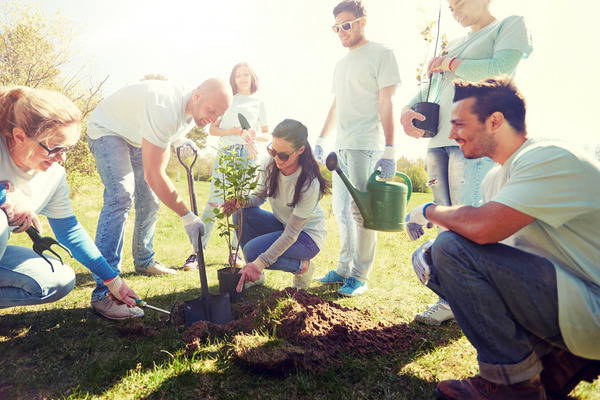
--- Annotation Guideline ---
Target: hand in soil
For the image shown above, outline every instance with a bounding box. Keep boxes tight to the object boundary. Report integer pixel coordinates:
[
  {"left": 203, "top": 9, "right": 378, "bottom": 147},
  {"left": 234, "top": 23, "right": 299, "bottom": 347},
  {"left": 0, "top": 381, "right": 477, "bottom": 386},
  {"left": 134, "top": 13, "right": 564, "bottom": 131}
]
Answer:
[{"left": 236, "top": 262, "right": 262, "bottom": 292}]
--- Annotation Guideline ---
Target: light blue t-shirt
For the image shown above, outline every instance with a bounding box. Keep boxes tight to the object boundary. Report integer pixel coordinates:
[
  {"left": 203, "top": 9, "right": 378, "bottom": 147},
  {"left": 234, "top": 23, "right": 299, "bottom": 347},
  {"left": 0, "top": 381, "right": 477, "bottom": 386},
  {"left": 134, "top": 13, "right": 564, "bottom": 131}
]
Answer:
[
  {"left": 87, "top": 80, "right": 194, "bottom": 149},
  {"left": 332, "top": 41, "right": 401, "bottom": 151},
  {"left": 218, "top": 94, "right": 268, "bottom": 147},
  {"left": 429, "top": 15, "right": 533, "bottom": 148},
  {"left": 0, "top": 135, "right": 73, "bottom": 221},
  {"left": 482, "top": 138, "right": 600, "bottom": 359}
]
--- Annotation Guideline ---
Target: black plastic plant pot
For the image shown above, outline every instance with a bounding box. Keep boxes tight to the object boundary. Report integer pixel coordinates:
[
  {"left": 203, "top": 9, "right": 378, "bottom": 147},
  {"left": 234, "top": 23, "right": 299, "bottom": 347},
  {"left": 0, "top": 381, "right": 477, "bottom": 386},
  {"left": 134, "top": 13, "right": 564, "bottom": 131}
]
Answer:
[
  {"left": 412, "top": 102, "right": 440, "bottom": 138},
  {"left": 217, "top": 267, "right": 245, "bottom": 303}
]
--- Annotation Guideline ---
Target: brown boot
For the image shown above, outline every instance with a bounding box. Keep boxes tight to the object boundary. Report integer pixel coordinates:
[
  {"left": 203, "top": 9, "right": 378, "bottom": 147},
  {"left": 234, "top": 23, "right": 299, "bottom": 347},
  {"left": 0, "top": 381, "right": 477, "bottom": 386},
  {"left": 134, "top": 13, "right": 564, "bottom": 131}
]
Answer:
[
  {"left": 435, "top": 374, "right": 546, "bottom": 400},
  {"left": 540, "top": 347, "right": 600, "bottom": 399}
]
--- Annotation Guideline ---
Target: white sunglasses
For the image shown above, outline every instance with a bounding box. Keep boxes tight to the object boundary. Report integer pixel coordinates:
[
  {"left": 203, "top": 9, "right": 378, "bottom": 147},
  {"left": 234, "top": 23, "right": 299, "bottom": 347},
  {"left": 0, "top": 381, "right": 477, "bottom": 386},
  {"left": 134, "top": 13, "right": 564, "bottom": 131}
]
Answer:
[{"left": 332, "top": 17, "right": 364, "bottom": 33}]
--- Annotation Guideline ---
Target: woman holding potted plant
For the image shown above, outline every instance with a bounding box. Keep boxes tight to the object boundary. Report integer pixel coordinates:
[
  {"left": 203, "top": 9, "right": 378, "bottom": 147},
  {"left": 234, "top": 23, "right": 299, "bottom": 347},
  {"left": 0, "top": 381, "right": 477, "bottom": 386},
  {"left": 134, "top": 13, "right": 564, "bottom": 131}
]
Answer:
[
  {"left": 400, "top": 0, "right": 533, "bottom": 325},
  {"left": 183, "top": 62, "right": 268, "bottom": 271},
  {"left": 231, "top": 119, "right": 330, "bottom": 292}
]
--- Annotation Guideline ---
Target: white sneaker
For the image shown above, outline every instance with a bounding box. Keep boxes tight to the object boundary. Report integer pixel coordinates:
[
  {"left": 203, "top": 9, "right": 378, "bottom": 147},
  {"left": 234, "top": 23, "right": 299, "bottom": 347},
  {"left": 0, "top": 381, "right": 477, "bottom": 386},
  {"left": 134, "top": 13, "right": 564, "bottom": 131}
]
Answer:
[
  {"left": 412, "top": 239, "right": 434, "bottom": 285},
  {"left": 414, "top": 299, "right": 454, "bottom": 326},
  {"left": 244, "top": 271, "right": 266, "bottom": 289},
  {"left": 91, "top": 296, "right": 144, "bottom": 320},
  {"left": 291, "top": 260, "right": 316, "bottom": 291},
  {"left": 137, "top": 261, "right": 176, "bottom": 276}
]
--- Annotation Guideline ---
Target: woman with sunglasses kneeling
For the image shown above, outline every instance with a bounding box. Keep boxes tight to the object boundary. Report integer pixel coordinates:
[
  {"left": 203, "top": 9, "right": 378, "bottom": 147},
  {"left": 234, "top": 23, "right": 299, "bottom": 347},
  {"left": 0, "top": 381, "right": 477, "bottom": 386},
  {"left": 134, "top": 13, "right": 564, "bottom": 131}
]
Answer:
[
  {"left": 232, "top": 119, "right": 330, "bottom": 292},
  {"left": 0, "top": 86, "right": 142, "bottom": 320}
]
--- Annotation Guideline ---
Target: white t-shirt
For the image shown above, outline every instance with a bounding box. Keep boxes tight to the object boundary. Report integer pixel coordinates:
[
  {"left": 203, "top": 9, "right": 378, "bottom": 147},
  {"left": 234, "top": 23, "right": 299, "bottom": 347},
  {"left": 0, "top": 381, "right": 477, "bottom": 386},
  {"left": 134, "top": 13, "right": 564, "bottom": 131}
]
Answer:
[
  {"left": 481, "top": 138, "right": 600, "bottom": 359},
  {"left": 218, "top": 94, "right": 268, "bottom": 147},
  {"left": 0, "top": 135, "right": 73, "bottom": 223},
  {"left": 87, "top": 80, "right": 194, "bottom": 149},
  {"left": 257, "top": 160, "right": 327, "bottom": 249},
  {"left": 430, "top": 15, "right": 534, "bottom": 148},
  {"left": 332, "top": 41, "right": 401, "bottom": 151}
]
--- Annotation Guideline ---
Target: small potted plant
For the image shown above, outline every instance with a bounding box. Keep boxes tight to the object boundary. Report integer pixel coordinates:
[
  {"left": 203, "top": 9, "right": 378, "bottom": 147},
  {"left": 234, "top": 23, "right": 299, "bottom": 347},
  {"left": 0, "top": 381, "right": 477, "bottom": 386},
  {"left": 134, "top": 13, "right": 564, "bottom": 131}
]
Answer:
[
  {"left": 412, "top": 6, "right": 448, "bottom": 138},
  {"left": 206, "top": 147, "right": 260, "bottom": 303}
]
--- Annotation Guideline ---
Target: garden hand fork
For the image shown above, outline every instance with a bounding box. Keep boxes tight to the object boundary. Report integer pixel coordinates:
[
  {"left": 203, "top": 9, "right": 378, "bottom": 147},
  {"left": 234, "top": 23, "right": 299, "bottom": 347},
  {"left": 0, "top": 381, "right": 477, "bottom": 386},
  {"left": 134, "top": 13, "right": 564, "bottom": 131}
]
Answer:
[{"left": 25, "top": 226, "right": 72, "bottom": 272}]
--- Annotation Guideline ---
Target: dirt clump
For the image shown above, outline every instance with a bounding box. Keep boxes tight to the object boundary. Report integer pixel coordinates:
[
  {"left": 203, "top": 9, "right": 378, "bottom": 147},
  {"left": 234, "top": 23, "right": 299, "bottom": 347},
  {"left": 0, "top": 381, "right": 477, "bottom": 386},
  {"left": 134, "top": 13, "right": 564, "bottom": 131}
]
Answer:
[
  {"left": 184, "top": 288, "right": 420, "bottom": 372},
  {"left": 116, "top": 318, "right": 158, "bottom": 338}
]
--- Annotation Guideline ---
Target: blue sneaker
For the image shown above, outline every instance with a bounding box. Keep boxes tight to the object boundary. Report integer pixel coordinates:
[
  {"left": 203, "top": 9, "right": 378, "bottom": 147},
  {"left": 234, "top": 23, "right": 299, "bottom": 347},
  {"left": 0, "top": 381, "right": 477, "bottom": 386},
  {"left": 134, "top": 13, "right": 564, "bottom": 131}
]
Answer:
[
  {"left": 338, "top": 277, "right": 368, "bottom": 297},
  {"left": 314, "top": 270, "right": 346, "bottom": 284}
]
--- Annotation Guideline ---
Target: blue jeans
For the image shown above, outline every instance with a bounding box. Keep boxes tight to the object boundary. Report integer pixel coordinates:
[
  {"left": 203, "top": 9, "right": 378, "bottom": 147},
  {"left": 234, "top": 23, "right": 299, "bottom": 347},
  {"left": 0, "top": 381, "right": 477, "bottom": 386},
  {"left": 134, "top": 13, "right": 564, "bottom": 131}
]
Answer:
[
  {"left": 427, "top": 146, "right": 496, "bottom": 208},
  {"left": 427, "top": 231, "right": 565, "bottom": 385},
  {"left": 87, "top": 132, "right": 160, "bottom": 302},
  {"left": 232, "top": 207, "right": 320, "bottom": 273},
  {"left": 200, "top": 144, "right": 256, "bottom": 250},
  {"left": 332, "top": 149, "right": 382, "bottom": 282},
  {"left": 0, "top": 211, "right": 75, "bottom": 309}
]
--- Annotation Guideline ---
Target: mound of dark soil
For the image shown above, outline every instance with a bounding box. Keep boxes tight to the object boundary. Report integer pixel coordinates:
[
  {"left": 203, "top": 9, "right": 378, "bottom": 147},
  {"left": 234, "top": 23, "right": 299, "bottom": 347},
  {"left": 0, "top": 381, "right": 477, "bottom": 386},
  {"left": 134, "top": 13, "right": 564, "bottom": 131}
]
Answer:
[{"left": 184, "top": 288, "right": 420, "bottom": 372}]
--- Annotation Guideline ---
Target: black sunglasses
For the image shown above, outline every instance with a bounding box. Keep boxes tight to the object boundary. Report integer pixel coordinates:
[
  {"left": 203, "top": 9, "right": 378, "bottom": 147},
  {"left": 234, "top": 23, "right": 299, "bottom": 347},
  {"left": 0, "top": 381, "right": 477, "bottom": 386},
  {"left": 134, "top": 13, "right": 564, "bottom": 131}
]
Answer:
[
  {"left": 37, "top": 141, "right": 77, "bottom": 158},
  {"left": 267, "top": 143, "right": 300, "bottom": 162}
]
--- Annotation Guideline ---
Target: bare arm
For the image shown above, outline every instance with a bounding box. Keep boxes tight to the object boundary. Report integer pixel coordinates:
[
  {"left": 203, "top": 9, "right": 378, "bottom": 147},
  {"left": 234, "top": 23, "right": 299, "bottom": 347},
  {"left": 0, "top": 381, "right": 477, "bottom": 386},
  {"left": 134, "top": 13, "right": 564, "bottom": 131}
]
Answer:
[
  {"left": 425, "top": 201, "right": 536, "bottom": 244},
  {"left": 379, "top": 85, "right": 397, "bottom": 146},
  {"left": 141, "top": 139, "right": 189, "bottom": 216},
  {"left": 319, "top": 97, "right": 337, "bottom": 139},
  {"left": 209, "top": 118, "right": 242, "bottom": 137}
]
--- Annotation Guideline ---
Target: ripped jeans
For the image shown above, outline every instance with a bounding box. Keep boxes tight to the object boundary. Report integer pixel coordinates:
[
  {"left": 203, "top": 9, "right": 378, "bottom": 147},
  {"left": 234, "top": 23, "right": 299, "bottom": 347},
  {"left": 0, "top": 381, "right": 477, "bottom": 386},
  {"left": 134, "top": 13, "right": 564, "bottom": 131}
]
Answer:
[{"left": 427, "top": 146, "right": 496, "bottom": 208}]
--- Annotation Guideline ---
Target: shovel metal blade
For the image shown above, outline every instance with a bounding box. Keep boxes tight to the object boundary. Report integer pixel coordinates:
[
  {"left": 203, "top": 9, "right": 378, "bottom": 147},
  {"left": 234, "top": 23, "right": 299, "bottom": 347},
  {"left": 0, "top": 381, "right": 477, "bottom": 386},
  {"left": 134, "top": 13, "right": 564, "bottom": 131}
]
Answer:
[{"left": 183, "top": 292, "right": 233, "bottom": 327}]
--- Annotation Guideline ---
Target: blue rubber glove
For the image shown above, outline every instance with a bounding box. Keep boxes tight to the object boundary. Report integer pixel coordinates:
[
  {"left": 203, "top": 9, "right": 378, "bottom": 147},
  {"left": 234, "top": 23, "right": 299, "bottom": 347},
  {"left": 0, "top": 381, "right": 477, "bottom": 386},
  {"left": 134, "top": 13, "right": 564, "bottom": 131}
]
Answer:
[
  {"left": 314, "top": 137, "right": 325, "bottom": 164},
  {"left": 374, "top": 145, "right": 395, "bottom": 179},
  {"left": 405, "top": 214, "right": 435, "bottom": 241}
]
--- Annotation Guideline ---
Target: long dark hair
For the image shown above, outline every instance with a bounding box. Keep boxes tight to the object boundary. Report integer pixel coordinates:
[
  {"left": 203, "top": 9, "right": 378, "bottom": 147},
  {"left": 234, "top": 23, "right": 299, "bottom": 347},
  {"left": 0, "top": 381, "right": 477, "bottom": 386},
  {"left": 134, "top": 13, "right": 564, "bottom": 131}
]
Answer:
[{"left": 265, "top": 119, "right": 331, "bottom": 207}]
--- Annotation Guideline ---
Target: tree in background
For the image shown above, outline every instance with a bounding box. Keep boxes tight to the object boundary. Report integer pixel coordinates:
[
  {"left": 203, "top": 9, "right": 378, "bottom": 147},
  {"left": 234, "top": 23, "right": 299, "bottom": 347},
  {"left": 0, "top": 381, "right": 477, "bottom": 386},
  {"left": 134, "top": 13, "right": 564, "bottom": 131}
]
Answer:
[
  {"left": 0, "top": 0, "right": 108, "bottom": 177},
  {"left": 394, "top": 156, "right": 430, "bottom": 193}
]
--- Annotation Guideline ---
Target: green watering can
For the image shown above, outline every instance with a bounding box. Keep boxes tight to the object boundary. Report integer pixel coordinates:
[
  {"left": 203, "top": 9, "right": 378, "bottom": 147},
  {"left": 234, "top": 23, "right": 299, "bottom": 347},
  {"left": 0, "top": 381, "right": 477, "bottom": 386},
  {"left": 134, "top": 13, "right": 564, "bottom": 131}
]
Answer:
[{"left": 326, "top": 152, "right": 412, "bottom": 232}]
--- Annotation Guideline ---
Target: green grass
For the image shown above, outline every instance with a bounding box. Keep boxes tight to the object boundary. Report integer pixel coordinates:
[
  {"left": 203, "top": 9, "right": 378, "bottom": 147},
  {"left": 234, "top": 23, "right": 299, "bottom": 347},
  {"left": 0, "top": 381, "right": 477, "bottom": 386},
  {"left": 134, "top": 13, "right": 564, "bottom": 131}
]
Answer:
[{"left": 1, "top": 180, "right": 599, "bottom": 399}]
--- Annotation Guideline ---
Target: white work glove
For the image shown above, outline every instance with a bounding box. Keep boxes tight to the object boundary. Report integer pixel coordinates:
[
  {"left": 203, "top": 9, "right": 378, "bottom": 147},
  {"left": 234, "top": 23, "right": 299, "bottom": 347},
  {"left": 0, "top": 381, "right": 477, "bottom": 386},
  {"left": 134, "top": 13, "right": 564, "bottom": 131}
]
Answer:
[
  {"left": 181, "top": 211, "right": 205, "bottom": 253},
  {"left": 173, "top": 137, "right": 199, "bottom": 158},
  {"left": 374, "top": 146, "right": 396, "bottom": 179},
  {"left": 236, "top": 262, "right": 263, "bottom": 292},
  {"left": 313, "top": 136, "right": 325, "bottom": 164},
  {"left": 405, "top": 214, "right": 435, "bottom": 241},
  {"left": 0, "top": 186, "right": 42, "bottom": 233},
  {"left": 407, "top": 202, "right": 435, "bottom": 227},
  {"left": 400, "top": 105, "right": 426, "bottom": 139},
  {"left": 104, "top": 275, "right": 138, "bottom": 307}
]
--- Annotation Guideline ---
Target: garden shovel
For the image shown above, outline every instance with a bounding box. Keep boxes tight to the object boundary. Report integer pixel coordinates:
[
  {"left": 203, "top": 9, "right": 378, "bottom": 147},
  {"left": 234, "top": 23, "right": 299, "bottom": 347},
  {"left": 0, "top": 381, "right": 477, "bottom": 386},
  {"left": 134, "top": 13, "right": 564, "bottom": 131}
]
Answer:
[
  {"left": 177, "top": 148, "right": 233, "bottom": 326},
  {"left": 238, "top": 113, "right": 268, "bottom": 142}
]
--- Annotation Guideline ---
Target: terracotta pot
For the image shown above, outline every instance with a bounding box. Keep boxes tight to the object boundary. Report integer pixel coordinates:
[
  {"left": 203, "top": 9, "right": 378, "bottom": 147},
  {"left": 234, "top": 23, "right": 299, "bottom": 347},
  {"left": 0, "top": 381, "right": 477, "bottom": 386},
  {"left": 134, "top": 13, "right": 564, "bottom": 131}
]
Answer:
[
  {"left": 217, "top": 267, "right": 245, "bottom": 303},
  {"left": 412, "top": 101, "right": 440, "bottom": 138}
]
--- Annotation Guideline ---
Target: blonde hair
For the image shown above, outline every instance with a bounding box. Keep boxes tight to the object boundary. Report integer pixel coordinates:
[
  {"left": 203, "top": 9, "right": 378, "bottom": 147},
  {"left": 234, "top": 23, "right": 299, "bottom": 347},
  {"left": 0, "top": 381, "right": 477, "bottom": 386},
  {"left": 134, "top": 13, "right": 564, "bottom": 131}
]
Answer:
[{"left": 0, "top": 86, "right": 82, "bottom": 152}]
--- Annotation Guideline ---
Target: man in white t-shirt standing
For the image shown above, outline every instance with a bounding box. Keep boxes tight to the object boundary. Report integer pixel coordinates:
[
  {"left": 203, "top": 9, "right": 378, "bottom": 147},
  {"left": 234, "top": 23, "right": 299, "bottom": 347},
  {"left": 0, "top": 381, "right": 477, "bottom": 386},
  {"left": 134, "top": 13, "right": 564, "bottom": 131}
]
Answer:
[
  {"left": 406, "top": 76, "right": 600, "bottom": 399},
  {"left": 86, "top": 78, "right": 231, "bottom": 314},
  {"left": 313, "top": 0, "right": 401, "bottom": 296}
]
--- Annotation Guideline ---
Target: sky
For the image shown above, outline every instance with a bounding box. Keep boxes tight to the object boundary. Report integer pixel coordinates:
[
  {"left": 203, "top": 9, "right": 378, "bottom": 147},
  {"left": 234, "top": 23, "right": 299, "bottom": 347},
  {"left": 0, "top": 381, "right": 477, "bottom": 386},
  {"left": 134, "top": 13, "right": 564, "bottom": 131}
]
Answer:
[{"left": 33, "top": 0, "right": 600, "bottom": 159}]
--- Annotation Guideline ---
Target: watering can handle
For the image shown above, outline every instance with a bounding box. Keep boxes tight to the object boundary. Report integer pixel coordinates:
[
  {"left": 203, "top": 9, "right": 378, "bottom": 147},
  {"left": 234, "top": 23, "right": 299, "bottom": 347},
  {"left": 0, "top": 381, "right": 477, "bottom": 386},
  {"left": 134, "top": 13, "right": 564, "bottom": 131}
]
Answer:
[{"left": 394, "top": 172, "right": 412, "bottom": 202}]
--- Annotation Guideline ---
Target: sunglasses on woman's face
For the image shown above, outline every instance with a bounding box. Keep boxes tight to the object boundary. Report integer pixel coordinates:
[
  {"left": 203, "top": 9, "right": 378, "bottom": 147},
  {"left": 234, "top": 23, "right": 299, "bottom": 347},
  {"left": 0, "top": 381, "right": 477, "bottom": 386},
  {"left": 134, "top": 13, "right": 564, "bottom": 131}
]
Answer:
[
  {"left": 332, "top": 17, "right": 364, "bottom": 33},
  {"left": 267, "top": 143, "right": 299, "bottom": 162},
  {"left": 37, "top": 141, "right": 77, "bottom": 158}
]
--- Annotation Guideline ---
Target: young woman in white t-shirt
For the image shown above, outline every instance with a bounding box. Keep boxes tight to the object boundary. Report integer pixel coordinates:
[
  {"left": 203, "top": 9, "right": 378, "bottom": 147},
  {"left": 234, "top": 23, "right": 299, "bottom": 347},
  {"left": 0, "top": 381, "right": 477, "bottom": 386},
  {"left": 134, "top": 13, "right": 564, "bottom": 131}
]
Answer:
[
  {"left": 184, "top": 62, "right": 269, "bottom": 270},
  {"left": 231, "top": 119, "right": 330, "bottom": 291},
  {"left": 0, "top": 86, "right": 142, "bottom": 320}
]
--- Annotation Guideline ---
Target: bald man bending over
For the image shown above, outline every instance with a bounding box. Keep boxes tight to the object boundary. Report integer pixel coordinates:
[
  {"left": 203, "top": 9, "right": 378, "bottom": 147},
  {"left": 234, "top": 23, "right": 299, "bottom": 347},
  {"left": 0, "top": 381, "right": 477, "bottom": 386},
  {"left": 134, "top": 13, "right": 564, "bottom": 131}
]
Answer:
[{"left": 86, "top": 78, "right": 231, "bottom": 318}]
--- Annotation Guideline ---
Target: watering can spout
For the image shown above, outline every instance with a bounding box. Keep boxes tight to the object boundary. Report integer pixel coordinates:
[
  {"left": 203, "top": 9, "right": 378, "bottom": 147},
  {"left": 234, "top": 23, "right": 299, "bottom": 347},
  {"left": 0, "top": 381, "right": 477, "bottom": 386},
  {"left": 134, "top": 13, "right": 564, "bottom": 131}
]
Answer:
[{"left": 326, "top": 152, "right": 372, "bottom": 225}]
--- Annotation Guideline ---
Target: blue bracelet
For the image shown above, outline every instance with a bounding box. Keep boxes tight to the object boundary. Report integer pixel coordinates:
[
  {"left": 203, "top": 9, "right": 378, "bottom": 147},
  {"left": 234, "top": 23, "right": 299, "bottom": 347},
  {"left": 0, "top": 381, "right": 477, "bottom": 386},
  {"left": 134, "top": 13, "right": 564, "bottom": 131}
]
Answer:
[
  {"left": 0, "top": 184, "right": 6, "bottom": 207},
  {"left": 422, "top": 202, "right": 435, "bottom": 220}
]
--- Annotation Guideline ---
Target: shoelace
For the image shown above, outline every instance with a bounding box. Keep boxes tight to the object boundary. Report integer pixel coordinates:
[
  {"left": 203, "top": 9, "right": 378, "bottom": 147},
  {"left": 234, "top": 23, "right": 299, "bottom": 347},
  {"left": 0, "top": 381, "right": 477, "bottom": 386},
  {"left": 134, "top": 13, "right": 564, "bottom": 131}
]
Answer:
[
  {"left": 345, "top": 277, "right": 358, "bottom": 288},
  {"left": 185, "top": 254, "right": 196, "bottom": 263},
  {"left": 423, "top": 303, "right": 445, "bottom": 315}
]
